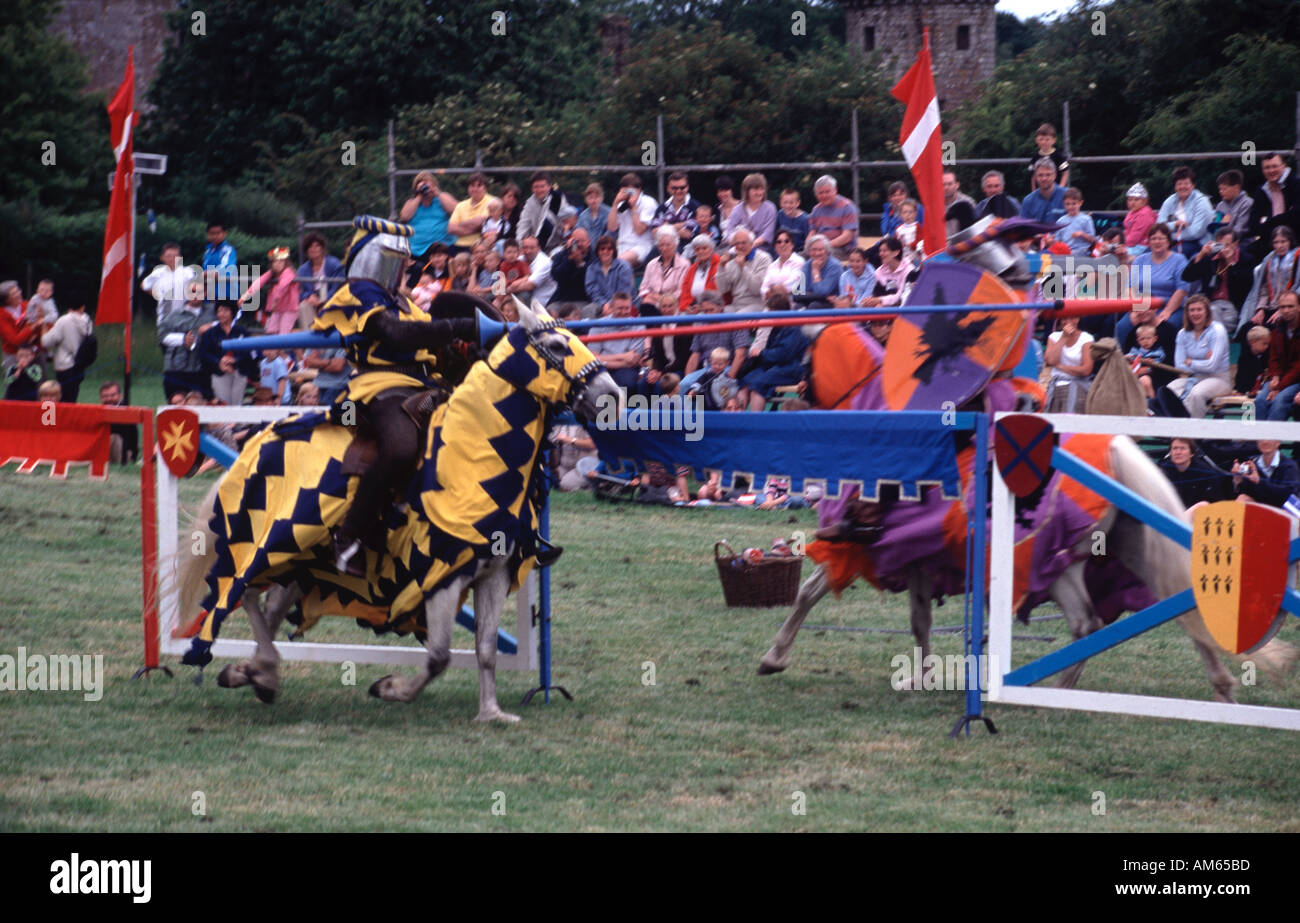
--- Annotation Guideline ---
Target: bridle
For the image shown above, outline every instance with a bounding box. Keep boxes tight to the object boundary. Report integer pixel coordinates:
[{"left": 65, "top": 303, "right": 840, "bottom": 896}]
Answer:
[{"left": 524, "top": 320, "right": 603, "bottom": 410}]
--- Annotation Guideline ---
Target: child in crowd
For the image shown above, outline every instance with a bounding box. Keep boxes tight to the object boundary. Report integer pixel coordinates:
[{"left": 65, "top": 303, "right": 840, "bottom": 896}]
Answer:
[
  {"left": 895, "top": 199, "right": 921, "bottom": 264},
  {"left": 775, "top": 188, "right": 810, "bottom": 254},
  {"left": 447, "top": 252, "right": 474, "bottom": 292},
  {"left": 411, "top": 271, "right": 441, "bottom": 309},
  {"left": 693, "top": 205, "right": 721, "bottom": 249},
  {"left": 1028, "top": 122, "right": 1068, "bottom": 189},
  {"left": 1054, "top": 188, "right": 1096, "bottom": 256},
  {"left": 1213, "top": 169, "right": 1253, "bottom": 239},
  {"left": 470, "top": 249, "right": 503, "bottom": 301},
  {"left": 28, "top": 280, "right": 58, "bottom": 325},
  {"left": 1126, "top": 323, "right": 1166, "bottom": 399},
  {"left": 481, "top": 199, "right": 506, "bottom": 252},
  {"left": 259, "top": 347, "right": 291, "bottom": 405},
  {"left": 4, "top": 344, "right": 43, "bottom": 400},
  {"left": 688, "top": 346, "right": 739, "bottom": 411},
  {"left": 498, "top": 240, "right": 531, "bottom": 289},
  {"left": 1241, "top": 325, "right": 1273, "bottom": 398}
]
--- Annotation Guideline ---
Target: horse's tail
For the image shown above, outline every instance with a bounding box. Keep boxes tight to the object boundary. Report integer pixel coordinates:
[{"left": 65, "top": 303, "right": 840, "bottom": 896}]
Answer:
[
  {"left": 1109, "top": 435, "right": 1298, "bottom": 681},
  {"left": 172, "top": 478, "right": 223, "bottom": 625}
]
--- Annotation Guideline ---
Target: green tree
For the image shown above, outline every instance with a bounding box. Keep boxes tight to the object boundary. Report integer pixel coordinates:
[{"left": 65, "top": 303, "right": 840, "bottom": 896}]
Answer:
[{"left": 0, "top": 0, "right": 108, "bottom": 209}]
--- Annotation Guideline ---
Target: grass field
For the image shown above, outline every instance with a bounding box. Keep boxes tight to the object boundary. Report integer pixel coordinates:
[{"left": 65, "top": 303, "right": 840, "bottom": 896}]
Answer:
[{"left": 1, "top": 466, "right": 1298, "bottom": 832}]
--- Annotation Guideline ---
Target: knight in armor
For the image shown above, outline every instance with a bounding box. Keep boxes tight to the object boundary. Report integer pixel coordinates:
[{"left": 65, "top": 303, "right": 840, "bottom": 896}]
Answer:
[{"left": 315, "top": 215, "right": 489, "bottom": 575}]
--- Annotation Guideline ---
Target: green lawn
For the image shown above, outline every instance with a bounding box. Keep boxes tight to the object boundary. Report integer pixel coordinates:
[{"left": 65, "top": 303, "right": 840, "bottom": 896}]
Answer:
[{"left": 0, "top": 472, "right": 1297, "bottom": 831}]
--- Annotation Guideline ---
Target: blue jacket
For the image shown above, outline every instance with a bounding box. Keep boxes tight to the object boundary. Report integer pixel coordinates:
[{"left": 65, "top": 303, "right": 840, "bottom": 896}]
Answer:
[
  {"left": 1157, "top": 190, "right": 1215, "bottom": 249},
  {"left": 1020, "top": 185, "right": 1066, "bottom": 225},
  {"left": 297, "top": 255, "right": 345, "bottom": 303},
  {"left": 1237, "top": 453, "right": 1300, "bottom": 508}
]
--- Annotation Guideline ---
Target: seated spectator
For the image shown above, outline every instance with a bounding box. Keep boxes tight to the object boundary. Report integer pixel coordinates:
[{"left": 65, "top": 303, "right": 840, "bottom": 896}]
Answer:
[
  {"left": 199, "top": 300, "right": 258, "bottom": 406},
  {"left": 158, "top": 285, "right": 214, "bottom": 400},
  {"left": 480, "top": 198, "right": 506, "bottom": 252},
  {"left": 1115, "top": 224, "right": 1189, "bottom": 353},
  {"left": 681, "top": 291, "right": 747, "bottom": 390},
  {"left": 725, "top": 173, "right": 777, "bottom": 250},
  {"left": 869, "top": 237, "right": 915, "bottom": 306},
  {"left": 808, "top": 175, "right": 859, "bottom": 258},
  {"left": 507, "top": 236, "right": 555, "bottom": 306},
  {"left": 1159, "top": 438, "right": 1231, "bottom": 507},
  {"left": 446, "top": 252, "right": 474, "bottom": 293},
  {"left": 1125, "top": 323, "right": 1166, "bottom": 399},
  {"left": 497, "top": 240, "right": 530, "bottom": 289},
  {"left": 762, "top": 230, "right": 806, "bottom": 299},
  {"left": 497, "top": 183, "right": 522, "bottom": 246},
  {"left": 547, "top": 204, "right": 579, "bottom": 252},
  {"left": 239, "top": 246, "right": 298, "bottom": 334},
  {"left": 639, "top": 226, "right": 691, "bottom": 308},
  {"left": 27, "top": 279, "right": 58, "bottom": 325},
  {"left": 302, "top": 347, "right": 350, "bottom": 406},
  {"left": 1252, "top": 291, "right": 1300, "bottom": 421},
  {"left": 716, "top": 227, "right": 772, "bottom": 314},
  {"left": 1183, "top": 227, "right": 1253, "bottom": 334},
  {"left": 606, "top": 172, "right": 657, "bottom": 268},
  {"left": 1020, "top": 158, "right": 1067, "bottom": 226},
  {"left": 585, "top": 234, "right": 636, "bottom": 317},
  {"left": 586, "top": 292, "right": 645, "bottom": 391},
  {"left": 686, "top": 346, "right": 740, "bottom": 411},
  {"left": 895, "top": 198, "right": 922, "bottom": 263},
  {"left": 411, "top": 270, "right": 441, "bottom": 309},
  {"left": 1240, "top": 324, "right": 1273, "bottom": 399},
  {"left": 679, "top": 235, "right": 722, "bottom": 313},
  {"left": 832, "top": 247, "right": 875, "bottom": 308},
  {"left": 399, "top": 172, "right": 458, "bottom": 287},
  {"left": 1157, "top": 166, "right": 1215, "bottom": 259},
  {"left": 737, "top": 290, "right": 809, "bottom": 411},
  {"left": 942, "top": 171, "right": 978, "bottom": 236},
  {"left": 468, "top": 249, "right": 503, "bottom": 301},
  {"left": 447, "top": 171, "right": 496, "bottom": 251},
  {"left": 1213, "top": 169, "right": 1254, "bottom": 241},
  {"left": 651, "top": 171, "right": 700, "bottom": 248},
  {"left": 549, "top": 424, "right": 598, "bottom": 491},
  {"left": 1247, "top": 153, "right": 1300, "bottom": 260},
  {"left": 296, "top": 382, "right": 321, "bottom": 406},
  {"left": 776, "top": 188, "right": 811, "bottom": 254},
  {"left": 880, "top": 181, "right": 921, "bottom": 238},
  {"left": 38, "top": 379, "right": 62, "bottom": 402},
  {"left": 548, "top": 228, "right": 594, "bottom": 320},
  {"left": 976, "top": 171, "right": 1020, "bottom": 220},
  {"left": 795, "top": 235, "right": 843, "bottom": 310},
  {"left": 40, "top": 302, "right": 92, "bottom": 403},
  {"left": 1044, "top": 316, "right": 1094, "bottom": 412},
  {"left": 1053, "top": 188, "right": 1096, "bottom": 256},
  {"left": 297, "top": 232, "right": 344, "bottom": 329},
  {"left": 259, "top": 347, "right": 292, "bottom": 405},
  {"left": 694, "top": 204, "right": 722, "bottom": 249},
  {"left": 714, "top": 175, "right": 740, "bottom": 228},
  {"left": 100, "top": 381, "right": 138, "bottom": 463},
  {"left": 576, "top": 182, "right": 611, "bottom": 251},
  {"left": 1170, "top": 294, "right": 1231, "bottom": 417},
  {"left": 517, "top": 171, "right": 569, "bottom": 249},
  {"left": 1027, "top": 123, "right": 1069, "bottom": 189},
  {"left": 646, "top": 292, "right": 694, "bottom": 383},
  {"left": 1232, "top": 440, "right": 1300, "bottom": 508},
  {"left": 1122, "top": 184, "right": 1157, "bottom": 252},
  {"left": 3, "top": 344, "right": 44, "bottom": 400},
  {"left": 1240, "top": 226, "right": 1298, "bottom": 325}
]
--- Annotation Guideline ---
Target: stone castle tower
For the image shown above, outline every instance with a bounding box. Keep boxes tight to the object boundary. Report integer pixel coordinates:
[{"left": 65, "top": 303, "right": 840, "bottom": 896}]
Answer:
[
  {"left": 843, "top": 0, "right": 997, "bottom": 111},
  {"left": 50, "top": 0, "right": 175, "bottom": 102}
]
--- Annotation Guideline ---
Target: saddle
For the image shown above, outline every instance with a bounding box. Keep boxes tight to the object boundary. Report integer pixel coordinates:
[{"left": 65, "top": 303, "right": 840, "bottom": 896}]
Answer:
[{"left": 338, "top": 387, "right": 447, "bottom": 478}]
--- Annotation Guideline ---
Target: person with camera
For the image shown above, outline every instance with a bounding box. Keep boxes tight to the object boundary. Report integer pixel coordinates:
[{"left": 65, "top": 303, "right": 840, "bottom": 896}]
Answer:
[
  {"left": 606, "top": 173, "right": 658, "bottom": 269},
  {"left": 400, "top": 171, "right": 459, "bottom": 288},
  {"left": 518, "top": 171, "right": 569, "bottom": 248},
  {"left": 1232, "top": 439, "right": 1300, "bottom": 508},
  {"left": 1182, "top": 227, "right": 1254, "bottom": 334},
  {"left": 548, "top": 228, "right": 594, "bottom": 320}
]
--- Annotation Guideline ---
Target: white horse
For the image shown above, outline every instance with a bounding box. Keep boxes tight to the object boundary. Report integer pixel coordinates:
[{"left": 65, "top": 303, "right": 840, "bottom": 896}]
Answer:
[
  {"left": 758, "top": 433, "right": 1298, "bottom": 701},
  {"left": 177, "top": 304, "right": 619, "bottom": 722}
]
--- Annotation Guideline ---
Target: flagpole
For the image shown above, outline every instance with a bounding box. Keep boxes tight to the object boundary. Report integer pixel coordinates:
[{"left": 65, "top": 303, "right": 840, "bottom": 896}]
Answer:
[{"left": 124, "top": 169, "right": 135, "bottom": 405}]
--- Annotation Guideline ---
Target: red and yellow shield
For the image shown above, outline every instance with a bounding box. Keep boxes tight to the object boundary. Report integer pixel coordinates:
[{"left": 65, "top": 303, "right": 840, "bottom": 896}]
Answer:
[
  {"left": 1191, "top": 501, "right": 1294, "bottom": 654},
  {"left": 156, "top": 407, "right": 200, "bottom": 478}
]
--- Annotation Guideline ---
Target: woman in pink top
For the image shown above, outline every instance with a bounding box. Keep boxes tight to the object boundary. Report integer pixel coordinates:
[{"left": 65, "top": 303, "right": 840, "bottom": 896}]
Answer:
[
  {"left": 1122, "top": 183, "right": 1157, "bottom": 251},
  {"left": 868, "top": 237, "right": 915, "bottom": 307},
  {"left": 239, "top": 247, "right": 299, "bottom": 334}
]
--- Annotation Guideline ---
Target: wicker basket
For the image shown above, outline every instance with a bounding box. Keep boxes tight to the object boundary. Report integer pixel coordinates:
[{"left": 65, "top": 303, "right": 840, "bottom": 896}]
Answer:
[{"left": 714, "top": 541, "right": 804, "bottom": 608}]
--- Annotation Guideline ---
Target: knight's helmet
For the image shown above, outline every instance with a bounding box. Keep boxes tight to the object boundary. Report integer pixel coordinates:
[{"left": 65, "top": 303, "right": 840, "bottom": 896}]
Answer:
[
  {"left": 343, "top": 215, "right": 413, "bottom": 294},
  {"left": 946, "top": 216, "right": 1057, "bottom": 289}
]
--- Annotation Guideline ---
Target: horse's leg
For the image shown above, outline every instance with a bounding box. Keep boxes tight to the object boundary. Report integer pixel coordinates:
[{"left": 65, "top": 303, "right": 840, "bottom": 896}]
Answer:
[
  {"left": 472, "top": 557, "right": 519, "bottom": 723},
  {"left": 893, "top": 566, "right": 934, "bottom": 690},
  {"left": 758, "top": 564, "right": 831, "bottom": 675},
  {"left": 369, "top": 574, "right": 468, "bottom": 704},
  {"left": 1047, "top": 560, "right": 1103, "bottom": 689},
  {"left": 216, "top": 585, "right": 299, "bottom": 703}
]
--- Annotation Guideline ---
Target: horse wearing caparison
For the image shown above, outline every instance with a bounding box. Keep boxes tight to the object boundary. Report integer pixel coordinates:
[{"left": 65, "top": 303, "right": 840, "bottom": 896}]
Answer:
[
  {"left": 758, "top": 230, "right": 1297, "bottom": 698},
  {"left": 177, "top": 303, "right": 620, "bottom": 722}
]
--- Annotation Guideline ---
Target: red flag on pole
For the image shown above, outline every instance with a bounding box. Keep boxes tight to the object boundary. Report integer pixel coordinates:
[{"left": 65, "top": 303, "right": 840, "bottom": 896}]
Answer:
[
  {"left": 97, "top": 47, "right": 136, "bottom": 325},
  {"left": 890, "top": 30, "right": 946, "bottom": 258}
]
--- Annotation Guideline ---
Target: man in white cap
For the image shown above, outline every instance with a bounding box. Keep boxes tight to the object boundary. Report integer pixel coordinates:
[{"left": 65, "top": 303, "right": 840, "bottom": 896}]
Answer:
[{"left": 1122, "top": 183, "right": 1157, "bottom": 253}]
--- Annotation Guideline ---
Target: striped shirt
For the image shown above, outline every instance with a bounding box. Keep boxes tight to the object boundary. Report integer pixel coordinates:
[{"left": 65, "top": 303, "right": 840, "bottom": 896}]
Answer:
[{"left": 809, "top": 196, "right": 859, "bottom": 244}]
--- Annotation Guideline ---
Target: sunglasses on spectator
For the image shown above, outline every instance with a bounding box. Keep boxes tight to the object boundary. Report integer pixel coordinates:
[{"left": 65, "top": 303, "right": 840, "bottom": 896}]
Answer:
[{"left": 669, "top": 185, "right": 687, "bottom": 192}]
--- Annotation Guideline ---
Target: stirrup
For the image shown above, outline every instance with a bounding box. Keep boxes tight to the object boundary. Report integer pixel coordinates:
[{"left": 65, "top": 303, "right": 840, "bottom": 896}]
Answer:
[
  {"left": 333, "top": 533, "right": 366, "bottom": 577},
  {"left": 535, "top": 537, "right": 564, "bottom": 568}
]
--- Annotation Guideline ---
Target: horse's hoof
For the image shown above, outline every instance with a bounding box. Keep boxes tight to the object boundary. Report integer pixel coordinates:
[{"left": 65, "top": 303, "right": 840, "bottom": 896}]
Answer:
[
  {"left": 757, "top": 660, "right": 786, "bottom": 676},
  {"left": 368, "top": 676, "right": 392, "bottom": 699},
  {"left": 217, "top": 664, "right": 243, "bottom": 688},
  {"left": 253, "top": 682, "right": 277, "bottom": 704},
  {"left": 475, "top": 709, "right": 521, "bottom": 723}
]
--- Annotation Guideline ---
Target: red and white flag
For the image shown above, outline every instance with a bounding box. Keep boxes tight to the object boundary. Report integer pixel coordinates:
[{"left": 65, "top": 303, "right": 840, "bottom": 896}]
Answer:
[
  {"left": 97, "top": 47, "right": 136, "bottom": 325},
  {"left": 890, "top": 30, "right": 946, "bottom": 258}
]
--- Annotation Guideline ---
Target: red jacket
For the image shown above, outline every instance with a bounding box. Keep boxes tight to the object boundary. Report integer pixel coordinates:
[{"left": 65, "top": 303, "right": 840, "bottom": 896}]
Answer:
[
  {"left": 679, "top": 254, "right": 721, "bottom": 311},
  {"left": 1267, "top": 322, "right": 1300, "bottom": 389},
  {"left": 0, "top": 309, "right": 38, "bottom": 357}
]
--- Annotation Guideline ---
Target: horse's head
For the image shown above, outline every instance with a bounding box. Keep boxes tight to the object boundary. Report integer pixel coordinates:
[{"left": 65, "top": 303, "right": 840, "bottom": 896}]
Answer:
[{"left": 486, "top": 299, "right": 620, "bottom": 418}]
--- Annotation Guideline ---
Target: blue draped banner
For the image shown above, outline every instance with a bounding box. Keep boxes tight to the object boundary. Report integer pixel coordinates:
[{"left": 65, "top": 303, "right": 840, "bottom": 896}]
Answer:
[{"left": 587, "top": 408, "right": 965, "bottom": 500}]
